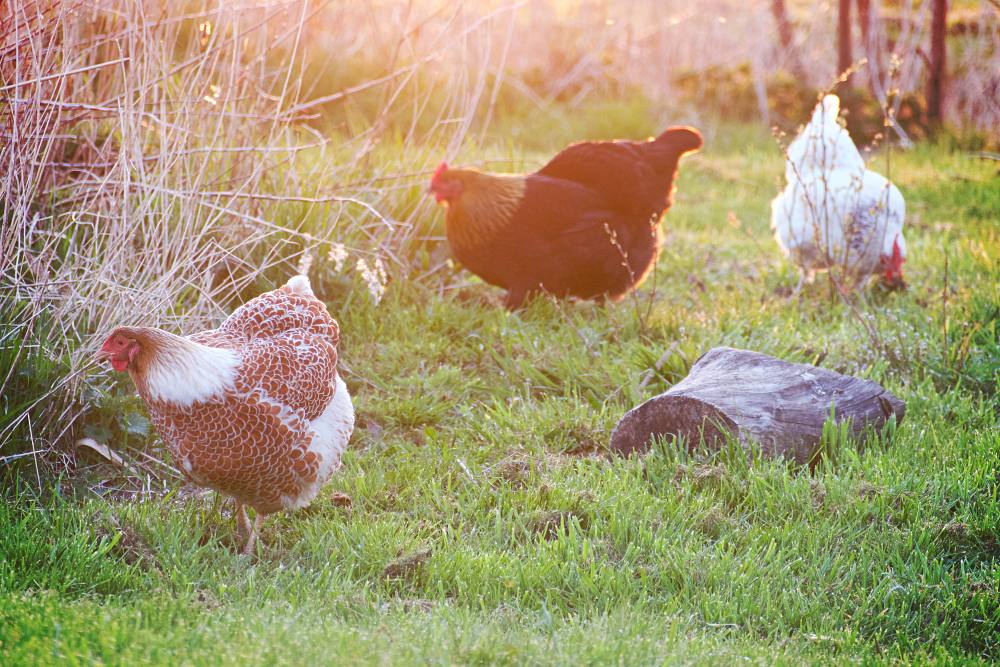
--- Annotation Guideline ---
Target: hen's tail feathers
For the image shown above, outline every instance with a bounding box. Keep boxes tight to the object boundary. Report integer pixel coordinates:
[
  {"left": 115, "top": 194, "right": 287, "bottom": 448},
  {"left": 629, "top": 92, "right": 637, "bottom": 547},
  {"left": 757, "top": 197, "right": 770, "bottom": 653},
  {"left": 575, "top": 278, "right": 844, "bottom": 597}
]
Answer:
[
  {"left": 812, "top": 94, "right": 841, "bottom": 129},
  {"left": 654, "top": 126, "right": 704, "bottom": 156},
  {"left": 284, "top": 274, "right": 316, "bottom": 299},
  {"left": 646, "top": 126, "right": 703, "bottom": 174}
]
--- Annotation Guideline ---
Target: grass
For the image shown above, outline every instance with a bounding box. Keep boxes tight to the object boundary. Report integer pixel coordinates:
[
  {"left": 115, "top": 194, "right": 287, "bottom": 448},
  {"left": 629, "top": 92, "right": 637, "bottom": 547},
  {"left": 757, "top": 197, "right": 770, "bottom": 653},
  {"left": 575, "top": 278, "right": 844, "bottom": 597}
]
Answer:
[
  {"left": 1, "top": 115, "right": 998, "bottom": 664},
  {"left": 2, "top": 1, "right": 997, "bottom": 663}
]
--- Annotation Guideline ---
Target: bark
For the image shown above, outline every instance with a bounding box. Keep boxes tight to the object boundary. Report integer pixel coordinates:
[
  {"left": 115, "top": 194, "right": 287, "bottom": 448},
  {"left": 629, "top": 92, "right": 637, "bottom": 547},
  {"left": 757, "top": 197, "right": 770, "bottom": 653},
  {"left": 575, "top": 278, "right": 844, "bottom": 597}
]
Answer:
[
  {"left": 838, "top": 0, "right": 854, "bottom": 76},
  {"left": 609, "top": 347, "right": 905, "bottom": 464},
  {"left": 927, "top": 0, "right": 948, "bottom": 124},
  {"left": 856, "top": 0, "right": 871, "bottom": 47},
  {"left": 857, "top": 0, "right": 876, "bottom": 78}
]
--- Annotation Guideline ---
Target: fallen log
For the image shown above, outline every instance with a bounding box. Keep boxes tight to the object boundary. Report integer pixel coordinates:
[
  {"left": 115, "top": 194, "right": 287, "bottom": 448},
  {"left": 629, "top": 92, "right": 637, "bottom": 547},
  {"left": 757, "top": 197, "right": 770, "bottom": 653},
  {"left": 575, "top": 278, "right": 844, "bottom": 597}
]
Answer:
[{"left": 610, "top": 346, "right": 905, "bottom": 464}]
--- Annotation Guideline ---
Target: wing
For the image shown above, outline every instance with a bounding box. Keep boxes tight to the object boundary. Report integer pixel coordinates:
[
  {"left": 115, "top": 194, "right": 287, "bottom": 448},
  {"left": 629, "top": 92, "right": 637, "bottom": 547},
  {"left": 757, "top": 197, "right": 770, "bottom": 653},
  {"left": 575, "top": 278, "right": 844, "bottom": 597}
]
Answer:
[
  {"left": 535, "top": 141, "right": 664, "bottom": 216},
  {"left": 467, "top": 176, "right": 658, "bottom": 298},
  {"left": 220, "top": 285, "right": 339, "bottom": 346},
  {"left": 185, "top": 277, "right": 340, "bottom": 419},
  {"left": 850, "top": 172, "right": 906, "bottom": 260},
  {"left": 232, "top": 329, "right": 338, "bottom": 421},
  {"left": 149, "top": 391, "right": 321, "bottom": 514}
]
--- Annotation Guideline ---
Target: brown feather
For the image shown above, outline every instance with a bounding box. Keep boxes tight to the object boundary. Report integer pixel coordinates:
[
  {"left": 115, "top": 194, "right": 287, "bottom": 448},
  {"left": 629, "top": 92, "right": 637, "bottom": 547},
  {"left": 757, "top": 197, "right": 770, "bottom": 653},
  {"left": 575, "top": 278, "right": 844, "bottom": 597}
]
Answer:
[
  {"left": 443, "top": 170, "right": 526, "bottom": 252},
  {"left": 430, "top": 127, "right": 700, "bottom": 308},
  {"left": 104, "top": 278, "right": 353, "bottom": 516}
]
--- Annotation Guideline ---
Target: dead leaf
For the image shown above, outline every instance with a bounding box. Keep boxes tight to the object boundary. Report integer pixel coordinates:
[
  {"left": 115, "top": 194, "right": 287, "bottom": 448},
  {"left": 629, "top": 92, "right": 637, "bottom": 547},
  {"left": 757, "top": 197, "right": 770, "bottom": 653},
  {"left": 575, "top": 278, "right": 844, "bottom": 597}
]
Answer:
[
  {"left": 364, "top": 419, "right": 384, "bottom": 442},
  {"left": 76, "top": 438, "right": 126, "bottom": 467},
  {"left": 330, "top": 491, "right": 353, "bottom": 508},
  {"left": 383, "top": 548, "right": 431, "bottom": 579}
]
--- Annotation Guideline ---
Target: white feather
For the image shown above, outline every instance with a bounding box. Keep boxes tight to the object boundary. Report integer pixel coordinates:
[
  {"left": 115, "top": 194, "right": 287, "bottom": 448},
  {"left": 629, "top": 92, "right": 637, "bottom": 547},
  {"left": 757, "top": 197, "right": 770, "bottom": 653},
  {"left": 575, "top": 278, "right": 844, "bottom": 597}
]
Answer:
[
  {"left": 773, "top": 94, "right": 906, "bottom": 285},
  {"left": 285, "top": 274, "right": 315, "bottom": 298},
  {"left": 142, "top": 342, "right": 239, "bottom": 407},
  {"left": 281, "top": 373, "right": 355, "bottom": 510}
]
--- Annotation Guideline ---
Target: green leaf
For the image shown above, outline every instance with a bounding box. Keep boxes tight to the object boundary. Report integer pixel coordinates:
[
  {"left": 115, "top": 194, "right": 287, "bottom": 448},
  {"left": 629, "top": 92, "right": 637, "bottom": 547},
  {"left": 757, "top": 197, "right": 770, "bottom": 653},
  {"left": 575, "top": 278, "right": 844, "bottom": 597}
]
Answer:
[{"left": 123, "top": 412, "right": 151, "bottom": 438}]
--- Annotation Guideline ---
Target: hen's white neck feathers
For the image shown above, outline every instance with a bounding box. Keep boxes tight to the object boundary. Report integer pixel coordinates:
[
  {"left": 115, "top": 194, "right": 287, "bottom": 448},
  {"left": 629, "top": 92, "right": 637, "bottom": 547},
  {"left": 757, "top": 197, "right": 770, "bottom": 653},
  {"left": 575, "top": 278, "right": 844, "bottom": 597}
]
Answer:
[{"left": 133, "top": 329, "right": 239, "bottom": 407}]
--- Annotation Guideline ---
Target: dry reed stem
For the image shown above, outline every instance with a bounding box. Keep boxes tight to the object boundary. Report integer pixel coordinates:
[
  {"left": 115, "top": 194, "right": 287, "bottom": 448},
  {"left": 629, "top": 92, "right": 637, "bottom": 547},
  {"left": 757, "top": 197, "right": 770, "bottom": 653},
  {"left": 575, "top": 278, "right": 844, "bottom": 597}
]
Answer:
[{"left": 1, "top": 0, "right": 522, "bottom": 473}]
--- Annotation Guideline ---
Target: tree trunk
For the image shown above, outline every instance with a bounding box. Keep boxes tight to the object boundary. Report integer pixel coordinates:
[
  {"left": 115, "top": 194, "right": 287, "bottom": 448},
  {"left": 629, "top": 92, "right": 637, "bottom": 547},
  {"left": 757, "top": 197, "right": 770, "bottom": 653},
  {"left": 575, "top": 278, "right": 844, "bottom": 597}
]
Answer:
[
  {"left": 856, "top": 0, "right": 874, "bottom": 76},
  {"left": 858, "top": 0, "right": 871, "bottom": 46},
  {"left": 771, "top": 0, "right": 805, "bottom": 77},
  {"left": 838, "top": 0, "right": 853, "bottom": 76},
  {"left": 856, "top": 0, "right": 871, "bottom": 46},
  {"left": 853, "top": 0, "right": 874, "bottom": 90},
  {"left": 927, "top": 0, "right": 948, "bottom": 125},
  {"left": 609, "top": 347, "right": 905, "bottom": 465}
]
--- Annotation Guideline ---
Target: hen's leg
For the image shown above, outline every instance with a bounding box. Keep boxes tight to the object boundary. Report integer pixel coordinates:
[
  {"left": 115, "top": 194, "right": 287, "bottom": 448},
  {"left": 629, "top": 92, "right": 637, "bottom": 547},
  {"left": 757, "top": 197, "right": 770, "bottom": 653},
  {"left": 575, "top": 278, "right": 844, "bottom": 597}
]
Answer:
[
  {"left": 504, "top": 287, "right": 528, "bottom": 310},
  {"left": 241, "top": 514, "right": 262, "bottom": 556},
  {"left": 789, "top": 270, "right": 806, "bottom": 298},
  {"left": 235, "top": 502, "right": 258, "bottom": 555}
]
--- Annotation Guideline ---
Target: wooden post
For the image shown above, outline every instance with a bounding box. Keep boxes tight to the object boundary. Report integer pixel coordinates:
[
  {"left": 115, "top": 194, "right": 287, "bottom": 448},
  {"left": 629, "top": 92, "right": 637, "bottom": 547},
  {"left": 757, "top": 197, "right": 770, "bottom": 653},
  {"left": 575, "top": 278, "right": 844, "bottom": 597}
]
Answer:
[
  {"left": 838, "top": 0, "right": 853, "bottom": 76},
  {"left": 610, "top": 347, "right": 905, "bottom": 464},
  {"left": 927, "top": 0, "right": 948, "bottom": 126},
  {"left": 856, "top": 0, "right": 874, "bottom": 75}
]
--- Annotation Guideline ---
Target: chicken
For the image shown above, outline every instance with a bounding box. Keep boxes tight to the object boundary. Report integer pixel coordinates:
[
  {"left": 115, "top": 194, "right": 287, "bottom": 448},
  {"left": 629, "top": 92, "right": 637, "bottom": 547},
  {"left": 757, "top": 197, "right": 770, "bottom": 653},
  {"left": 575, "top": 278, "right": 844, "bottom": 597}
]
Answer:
[
  {"left": 99, "top": 275, "right": 354, "bottom": 554},
  {"left": 429, "top": 126, "right": 703, "bottom": 308},
  {"left": 771, "top": 94, "right": 907, "bottom": 293}
]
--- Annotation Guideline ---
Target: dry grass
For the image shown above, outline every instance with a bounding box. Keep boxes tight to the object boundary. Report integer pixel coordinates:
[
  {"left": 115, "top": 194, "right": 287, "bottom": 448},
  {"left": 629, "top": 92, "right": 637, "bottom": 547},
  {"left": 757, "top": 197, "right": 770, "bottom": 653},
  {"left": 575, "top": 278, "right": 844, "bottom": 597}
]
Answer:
[
  {"left": 1, "top": 0, "right": 997, "bottom": 473},
  {"left": 3, "top": 0, "right": 328, "bottom": 462},
  {"left": 0, "top": 0, "right": 528, "bottom": 466}
]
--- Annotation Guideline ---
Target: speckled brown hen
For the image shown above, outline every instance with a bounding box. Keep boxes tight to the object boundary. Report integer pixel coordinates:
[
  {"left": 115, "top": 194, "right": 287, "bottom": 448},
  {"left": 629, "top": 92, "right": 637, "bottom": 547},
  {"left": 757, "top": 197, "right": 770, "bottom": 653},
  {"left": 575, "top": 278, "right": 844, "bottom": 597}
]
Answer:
[{"left": 99, "top": 275, "right": 354, "bottom": 554}]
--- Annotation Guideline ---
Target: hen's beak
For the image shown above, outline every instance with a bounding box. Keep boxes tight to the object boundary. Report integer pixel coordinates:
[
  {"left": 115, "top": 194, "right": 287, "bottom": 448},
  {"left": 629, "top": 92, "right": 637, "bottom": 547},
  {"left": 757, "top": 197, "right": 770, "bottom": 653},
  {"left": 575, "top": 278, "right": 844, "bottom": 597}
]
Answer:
[
  {"left": 881, "top": 273, "right": 907, "bottom": 291},
  {"left": 98, "top": 348, "right": 126, "bottom": 372},
  {"left": 99, "top": 341, "right": 139, "bottom": 372},
  {"left": 428, "top": 187, "right": 446, "bottom": 204}
]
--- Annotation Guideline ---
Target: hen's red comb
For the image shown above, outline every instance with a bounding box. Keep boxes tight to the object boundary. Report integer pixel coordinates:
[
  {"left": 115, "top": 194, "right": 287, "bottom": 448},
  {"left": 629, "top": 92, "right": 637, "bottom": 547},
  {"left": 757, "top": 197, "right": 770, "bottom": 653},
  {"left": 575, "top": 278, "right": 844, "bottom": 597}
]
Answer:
[{"left": 432, "top": 161, "right": 448, "bottom": 182}]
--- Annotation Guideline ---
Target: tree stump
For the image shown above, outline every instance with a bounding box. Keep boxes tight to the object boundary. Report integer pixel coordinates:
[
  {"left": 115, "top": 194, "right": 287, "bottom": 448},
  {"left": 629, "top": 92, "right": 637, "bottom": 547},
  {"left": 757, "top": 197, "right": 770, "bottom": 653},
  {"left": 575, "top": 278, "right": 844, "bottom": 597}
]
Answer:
[{"left": 610, "top": 347, "right": 905, "bottom": 464}]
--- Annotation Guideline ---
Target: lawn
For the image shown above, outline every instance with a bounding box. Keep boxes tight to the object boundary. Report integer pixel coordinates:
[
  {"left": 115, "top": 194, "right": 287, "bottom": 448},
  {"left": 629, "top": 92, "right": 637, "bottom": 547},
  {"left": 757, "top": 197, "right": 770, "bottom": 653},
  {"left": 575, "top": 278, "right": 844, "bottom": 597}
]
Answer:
[{"left": 1, "top": 116, "right": 997, "bottom": 665}]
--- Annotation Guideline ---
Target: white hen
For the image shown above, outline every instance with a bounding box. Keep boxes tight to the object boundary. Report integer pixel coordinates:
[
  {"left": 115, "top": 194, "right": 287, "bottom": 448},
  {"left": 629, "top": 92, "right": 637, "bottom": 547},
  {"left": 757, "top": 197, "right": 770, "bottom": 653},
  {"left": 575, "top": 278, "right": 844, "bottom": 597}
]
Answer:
[{"left": 772, "top": 94, "right": 907, "bottom": 293}]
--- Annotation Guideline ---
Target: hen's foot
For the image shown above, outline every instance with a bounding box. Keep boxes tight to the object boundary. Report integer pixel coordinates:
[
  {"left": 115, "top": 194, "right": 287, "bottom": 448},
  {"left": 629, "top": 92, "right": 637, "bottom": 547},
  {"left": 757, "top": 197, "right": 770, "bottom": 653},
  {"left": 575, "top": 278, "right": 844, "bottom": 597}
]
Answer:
[{"left": 236, "top": 503, "right": 261, "bottom": 556}]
